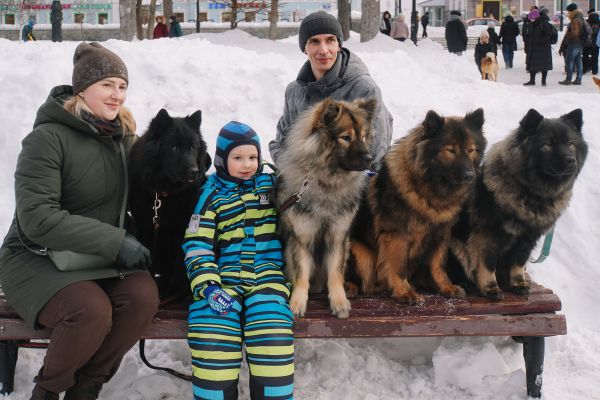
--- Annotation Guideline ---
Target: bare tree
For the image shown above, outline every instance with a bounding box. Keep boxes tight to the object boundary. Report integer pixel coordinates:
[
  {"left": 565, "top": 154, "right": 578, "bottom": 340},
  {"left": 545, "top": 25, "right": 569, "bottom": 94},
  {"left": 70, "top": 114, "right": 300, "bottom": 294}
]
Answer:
[
  {"left": 360, "top": 0, "right": 380, "bottom": 42},
  {"left": 146, "top": 0, "right": 157, "bottom": 39},
  {"left": 163, "top": 0, "right": 173, "bottom": 22},
  {"left": 267, "top": 0, "right": 278, "bottom": 39},
  {"left": 119, "top": 0, "right": 136, "bottom": 41},
  {"left": 338, "top": 0, "right": 350, "bottom": 41}
]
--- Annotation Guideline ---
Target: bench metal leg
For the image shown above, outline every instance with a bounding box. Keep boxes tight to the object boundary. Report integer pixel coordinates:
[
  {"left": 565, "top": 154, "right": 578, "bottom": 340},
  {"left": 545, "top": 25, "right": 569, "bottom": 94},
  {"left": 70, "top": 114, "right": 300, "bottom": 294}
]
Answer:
[
  {"left": 0, "top": 340, "right": 18, "bottom": 395},
  {"left": 514, "top": 336, "right": 545, "bottom": 398}
]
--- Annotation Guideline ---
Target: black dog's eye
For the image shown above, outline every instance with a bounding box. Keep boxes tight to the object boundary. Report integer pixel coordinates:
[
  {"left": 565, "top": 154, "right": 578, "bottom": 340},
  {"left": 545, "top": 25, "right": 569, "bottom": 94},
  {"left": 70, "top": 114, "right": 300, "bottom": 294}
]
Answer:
[
  {"left": 340, "top": 134, "right": 352, "bottom": 142},
  {"left": 446, "top": 147, "right": 457, "bottom": 154},
  {"left": 543, "top": 142, "right": 552, "bottom": 148},
  {"left": 567, "top": 141, "right": 575, "bottom": 149}
]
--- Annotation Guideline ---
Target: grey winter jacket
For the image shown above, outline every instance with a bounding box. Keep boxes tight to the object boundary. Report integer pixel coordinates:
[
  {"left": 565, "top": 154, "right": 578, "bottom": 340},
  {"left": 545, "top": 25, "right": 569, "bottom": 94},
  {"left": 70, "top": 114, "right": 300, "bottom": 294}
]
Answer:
[{"left": 269, "top": 48, "right": 393, "bottom": 166}]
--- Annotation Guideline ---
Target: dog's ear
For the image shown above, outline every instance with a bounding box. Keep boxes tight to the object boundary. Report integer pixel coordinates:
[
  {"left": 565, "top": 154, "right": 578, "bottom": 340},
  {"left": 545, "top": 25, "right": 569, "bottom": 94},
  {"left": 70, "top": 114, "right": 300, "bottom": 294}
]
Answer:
[
  {"left": 318, "top": 98, "right": 342, "bottom": 126},
  {"left": 148, "top": 108, "right": 172, "bottom": 138},
  {"left": 560, "top": 109, "right": 583, "bottom": 133},
  {"left": 204, "top": 153, "right": 213, "bottom": 170},
  {"left": 186, "top": 110, "right": 202, "bottom": 131},
  {"left": 355, "top": 98, "right": 378, "bottom": 123},
  {"left": 465, "top": 108, "right": 485, "bottom": 132},
  {"left": 518, "top": 109, "right": 544, "bottom": 137},
  {"left": 422, "top": 110, "right": 444, "bottom": 137}
]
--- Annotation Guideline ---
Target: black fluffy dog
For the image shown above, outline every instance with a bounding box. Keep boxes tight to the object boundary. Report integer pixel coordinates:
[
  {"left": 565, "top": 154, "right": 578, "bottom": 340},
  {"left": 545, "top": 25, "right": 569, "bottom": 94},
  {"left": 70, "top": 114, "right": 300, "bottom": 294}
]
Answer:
[{"left": 129, "top": 109, "right": 211, "bottom": 300}]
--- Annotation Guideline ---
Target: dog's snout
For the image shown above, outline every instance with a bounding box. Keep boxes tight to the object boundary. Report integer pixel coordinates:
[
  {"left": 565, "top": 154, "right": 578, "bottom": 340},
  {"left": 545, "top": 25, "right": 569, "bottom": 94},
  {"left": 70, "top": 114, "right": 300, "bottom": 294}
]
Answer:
[
  {"left": 462, "top": 170, "right": 474, "bottom": 183},
  {"left": 362, "top": 153, "right": 373, "bottom": 164},
  {"left": 565, "top": 156, "right": 576, "bottom": 166},
  {"left": 187, "top": 167, "right": 199, "bottom": 180}
]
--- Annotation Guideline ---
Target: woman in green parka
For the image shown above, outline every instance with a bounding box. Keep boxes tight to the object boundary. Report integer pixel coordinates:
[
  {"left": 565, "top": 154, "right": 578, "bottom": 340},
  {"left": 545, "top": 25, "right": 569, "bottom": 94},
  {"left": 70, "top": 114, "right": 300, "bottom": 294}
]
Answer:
[{"left": 0, "top": 42, "right": 159, "bottom": 400}]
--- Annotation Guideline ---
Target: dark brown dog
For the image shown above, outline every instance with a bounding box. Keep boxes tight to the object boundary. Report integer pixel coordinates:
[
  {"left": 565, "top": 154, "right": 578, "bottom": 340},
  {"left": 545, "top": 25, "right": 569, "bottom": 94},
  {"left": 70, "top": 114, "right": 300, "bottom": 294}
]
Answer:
[{"left": 348, "top": 109, "right": 487, "bottom": 304}]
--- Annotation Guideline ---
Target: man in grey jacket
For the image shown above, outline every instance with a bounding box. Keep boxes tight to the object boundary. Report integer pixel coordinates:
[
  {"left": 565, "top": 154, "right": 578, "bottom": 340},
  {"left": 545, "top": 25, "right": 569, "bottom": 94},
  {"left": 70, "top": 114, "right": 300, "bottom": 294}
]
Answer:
[{"left": 269, "top": 11, "right": 393, "bottom": 167}]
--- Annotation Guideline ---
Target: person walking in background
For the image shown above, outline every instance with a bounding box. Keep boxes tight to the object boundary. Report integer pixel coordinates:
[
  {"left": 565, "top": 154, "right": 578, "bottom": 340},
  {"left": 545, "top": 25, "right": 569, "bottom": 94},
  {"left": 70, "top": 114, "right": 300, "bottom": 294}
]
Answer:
[
  {"left": 560, "top": 3, "right": 585, "bottom": 85},
  {"left": 524, "top": 9, "right": 553, "bottom": 86},
  {"left": 499, "top": 14, "right": 519, "bottom": 68},
  {"left": 487, "top": 21, "right": 500, "bottom": 55},
  {"left": 153, "top": 16, "right": 169, "bottom": 39},
  {"left": 0, "top": 42, "right": 158, "bottom": 400},
  {"left": 421, "top": 11, "right": 430, "bottom": 38},
  {"left": 445, "top": 11, "right": 468, "bottom": 55},
  {"left": 168, "top": 15, "right": 182, "bottom": 38},
  {"left": 380, "top": 10, "right": 392, "bottom": 36},
  {"left": 184, "top": 121, "right": 294, "bottom": 400},
  {"left": 391, "top": 14, "right": 410, "bottom": 41},
  {"left": 583, "top": 11, "right": 599, "bottom": 74},
  {"left": 474, "top": 30, "right": 497, "bottom": 73},
  {"left": 21, "top": 19, "right": 35, "bottom": 42}
]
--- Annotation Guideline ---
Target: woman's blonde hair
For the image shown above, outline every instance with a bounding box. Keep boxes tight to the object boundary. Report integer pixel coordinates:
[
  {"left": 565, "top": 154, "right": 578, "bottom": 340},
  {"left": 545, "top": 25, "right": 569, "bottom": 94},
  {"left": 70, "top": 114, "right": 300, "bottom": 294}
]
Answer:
[{"left": 63, "top": 94, "right": 136, "bottom": 134}]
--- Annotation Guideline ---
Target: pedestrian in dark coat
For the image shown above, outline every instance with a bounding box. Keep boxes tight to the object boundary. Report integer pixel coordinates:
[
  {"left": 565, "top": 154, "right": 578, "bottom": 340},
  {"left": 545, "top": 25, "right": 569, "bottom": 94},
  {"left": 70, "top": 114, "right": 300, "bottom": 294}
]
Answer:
[
  {"left": 445, "top": 11, "right": 468, "bottom": 55},
  {"left": 499, "top": 15, "right": 520, "bottom": 68},
  {"left": 21, "top": 19, "right": 35, "bottom": 42},
  {"left": 582, "top": 12, "right": 599, "bottom": 74},
  {"left": 153, "top": 15, "right": 169, "bottom": 38},
  {"left": 487, "top": 22, "right": 500, "bottom": 54},
  {"left": 421, "top": 11, "right": 429, "bottom": 37},
  {"left": 524, "top": 10, "right": 553, "bottom": 86},
  {"left": 168, "top": 15, "right": 183, "bottom": 37},
  {"left": 380, "top": 11, "right": 392, "bottom": 36},
  {"left": 0, "top": 42, "right": 159, "bottom": 400}
]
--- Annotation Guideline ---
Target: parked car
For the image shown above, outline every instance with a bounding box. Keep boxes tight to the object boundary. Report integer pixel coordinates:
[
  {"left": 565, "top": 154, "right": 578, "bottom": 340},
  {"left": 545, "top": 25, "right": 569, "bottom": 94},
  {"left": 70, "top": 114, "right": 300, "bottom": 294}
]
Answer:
[{"left": 466, "top": 17, "right": 501, "bottom": 27}]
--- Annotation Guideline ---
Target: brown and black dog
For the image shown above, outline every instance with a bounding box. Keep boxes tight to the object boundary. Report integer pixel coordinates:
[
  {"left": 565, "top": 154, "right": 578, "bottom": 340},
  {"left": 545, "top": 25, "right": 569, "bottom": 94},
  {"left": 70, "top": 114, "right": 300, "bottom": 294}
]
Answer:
[
  {"left": 347, "top": 109, "right": 487, "bottom": 304},
  {"left": 593, "top": 76, "right": 600, "bottom": 89}
]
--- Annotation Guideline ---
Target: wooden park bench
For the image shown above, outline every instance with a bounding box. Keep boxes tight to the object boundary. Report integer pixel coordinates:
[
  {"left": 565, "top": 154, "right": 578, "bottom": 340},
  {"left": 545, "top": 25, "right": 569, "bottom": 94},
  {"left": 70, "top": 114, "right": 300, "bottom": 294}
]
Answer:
[{"left": 0, "top": 279, "right": 566, "bottom": 398}]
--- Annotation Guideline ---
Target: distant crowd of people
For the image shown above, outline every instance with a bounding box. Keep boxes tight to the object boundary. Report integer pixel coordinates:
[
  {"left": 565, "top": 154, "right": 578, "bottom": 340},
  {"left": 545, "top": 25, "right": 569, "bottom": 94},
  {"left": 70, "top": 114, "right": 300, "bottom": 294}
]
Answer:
[{"left": 379, "top": 10, "right": 430, "bottom": 42}]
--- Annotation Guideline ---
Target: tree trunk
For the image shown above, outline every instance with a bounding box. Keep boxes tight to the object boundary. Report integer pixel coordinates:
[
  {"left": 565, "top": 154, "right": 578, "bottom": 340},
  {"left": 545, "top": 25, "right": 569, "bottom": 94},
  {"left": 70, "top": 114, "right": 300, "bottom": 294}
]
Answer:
[
  {"left": 119, "top": 0, "right": 136, "bottom": 41},
  {"left": 146, "top": 0, "right": 157, "bottom": 39},
  {"left": 135, "top": 0, "right": 144, "bottom": 39},
  {"left": 163, "top": 0, "right": 173, "bottom": 22},
  {"left": 267, "top": 0, "right": 278, "bottom": 40},
  {"left": 338, "top": 0, "right": 350, "bottom": 41},
  {"left": 360, "top": 0, "right": 380, "bottom": 42},
  {"left": 230, "top": 0, "right": 238, "bottom": 29}
]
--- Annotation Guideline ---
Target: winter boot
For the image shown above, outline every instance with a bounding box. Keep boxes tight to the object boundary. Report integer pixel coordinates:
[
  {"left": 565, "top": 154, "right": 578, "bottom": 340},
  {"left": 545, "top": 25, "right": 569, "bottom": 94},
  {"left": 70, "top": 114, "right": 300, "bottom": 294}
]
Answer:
[
  {"left": 63, "top": 375, "right": 106, "bottom": 400},
  {"left": 558, "top": 79, "right": 572, "bottom": 85},
  {"left": 29, "top": 384, "right": 59, "bottom": 400},
  {"left": 571, "top": 79, "right": 582, "bottom": 85},
  {"left": 523, "top": 81, "right": 535, "bottom": 86}
]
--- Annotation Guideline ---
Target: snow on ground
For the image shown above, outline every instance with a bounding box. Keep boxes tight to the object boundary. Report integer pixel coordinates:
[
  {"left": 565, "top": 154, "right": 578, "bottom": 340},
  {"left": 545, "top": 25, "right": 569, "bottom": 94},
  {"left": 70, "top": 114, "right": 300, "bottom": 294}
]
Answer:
[{"left": 0, "top": 30, "right": 599, "bottom": 399}]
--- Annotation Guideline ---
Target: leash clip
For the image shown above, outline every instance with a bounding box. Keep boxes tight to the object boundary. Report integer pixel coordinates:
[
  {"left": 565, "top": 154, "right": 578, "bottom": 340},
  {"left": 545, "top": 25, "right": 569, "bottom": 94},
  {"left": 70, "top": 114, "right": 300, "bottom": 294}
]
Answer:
[{"left": 153, "top": 193, "right": 162, "bottom": 224}]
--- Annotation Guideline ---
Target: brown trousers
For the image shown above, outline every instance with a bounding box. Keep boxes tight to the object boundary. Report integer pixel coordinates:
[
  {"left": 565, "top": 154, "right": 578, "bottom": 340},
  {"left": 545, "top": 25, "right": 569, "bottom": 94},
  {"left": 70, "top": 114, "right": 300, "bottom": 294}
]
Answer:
[{"left": 34, "top": 272, "right": 159, "bottom": 393}]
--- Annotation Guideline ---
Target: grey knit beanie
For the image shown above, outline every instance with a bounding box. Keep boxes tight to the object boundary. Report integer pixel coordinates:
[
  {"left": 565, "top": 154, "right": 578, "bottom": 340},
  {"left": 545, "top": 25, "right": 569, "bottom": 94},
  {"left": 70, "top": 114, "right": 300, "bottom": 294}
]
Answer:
[
  {"left": 298, "top": 11, "right": 343, "bottom": 52},
  {"left": 72, "top": 42, "right": 128, "bottom": 94}
]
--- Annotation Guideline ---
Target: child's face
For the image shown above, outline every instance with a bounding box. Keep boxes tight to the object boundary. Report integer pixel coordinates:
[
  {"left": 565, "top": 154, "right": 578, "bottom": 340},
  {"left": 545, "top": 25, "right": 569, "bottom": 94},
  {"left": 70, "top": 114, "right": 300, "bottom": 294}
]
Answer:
[{"left": 227, "top": 145, "right": 259, "bottom": 180}]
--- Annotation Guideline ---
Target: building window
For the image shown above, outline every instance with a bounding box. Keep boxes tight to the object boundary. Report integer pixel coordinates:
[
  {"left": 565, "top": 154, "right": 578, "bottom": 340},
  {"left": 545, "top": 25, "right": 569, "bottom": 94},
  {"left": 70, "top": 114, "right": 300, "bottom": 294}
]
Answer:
[
  {"left": 174, "top": 12, "right": 184, "bottom": 22},
  {"left": 98, "top": 13, "right": 108, "bottom": 25},
  {"left": 244, "top": 11, "right": 255, "bottom": 22},
  {"left": 5, "top": 14, "right": 15, "bottom": 24},
  {"left": 222, "top": 11, "right": 232, "bottom": 22},
  {"left": 198, "top": 12, "right": 208, "bottom": 22},
  {"left": 74, "top": 13, "right": 85, "bottom": 24}
]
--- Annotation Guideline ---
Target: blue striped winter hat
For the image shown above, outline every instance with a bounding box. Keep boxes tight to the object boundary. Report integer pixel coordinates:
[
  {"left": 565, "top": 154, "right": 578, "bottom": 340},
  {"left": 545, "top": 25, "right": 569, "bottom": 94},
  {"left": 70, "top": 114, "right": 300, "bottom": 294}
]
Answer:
[{"left": 214, "top": 121, "right": 261, "bottom": 177}]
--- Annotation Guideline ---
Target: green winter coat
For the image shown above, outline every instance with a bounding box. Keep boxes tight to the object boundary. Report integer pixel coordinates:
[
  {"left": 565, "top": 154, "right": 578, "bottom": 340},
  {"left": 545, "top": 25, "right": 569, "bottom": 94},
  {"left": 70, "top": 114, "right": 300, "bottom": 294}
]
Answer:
[{"left": 0, "top": 85, "right": 143, "bottom": 328}]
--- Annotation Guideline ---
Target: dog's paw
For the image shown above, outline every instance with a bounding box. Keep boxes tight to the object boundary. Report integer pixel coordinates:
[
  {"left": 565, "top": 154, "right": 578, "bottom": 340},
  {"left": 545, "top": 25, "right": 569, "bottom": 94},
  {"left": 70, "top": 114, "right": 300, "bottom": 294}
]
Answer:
[
  {"left": 392, "top": 289, "right": 424, "bottom": 305},
  {"left": 330, "top": 296, "right": 351, "bottom": 319},
  {"left": 289, "top": 290, "right": 308, "bottom": 318},
  {"left": 344, "top": 281, "right": 359, "bottom": 299},
  {"left": 510, "top": 281, "right": 530, "bottom": 295},
  {"left": 481, "top": 285, "right": 503, "bottom": 300},
  {"left": 440, "top": 284, "right": 466, "bottom": 299}
]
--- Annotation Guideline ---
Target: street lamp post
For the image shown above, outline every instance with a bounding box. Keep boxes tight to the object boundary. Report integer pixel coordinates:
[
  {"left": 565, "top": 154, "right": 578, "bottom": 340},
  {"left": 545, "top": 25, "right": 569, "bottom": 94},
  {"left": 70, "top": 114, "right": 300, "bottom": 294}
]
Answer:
[
  {"left": 559, "top": 0, "right": 564, "bottom": 31},
  {"left": 410, "top": 0, "right": 417, "bottom": 44}
]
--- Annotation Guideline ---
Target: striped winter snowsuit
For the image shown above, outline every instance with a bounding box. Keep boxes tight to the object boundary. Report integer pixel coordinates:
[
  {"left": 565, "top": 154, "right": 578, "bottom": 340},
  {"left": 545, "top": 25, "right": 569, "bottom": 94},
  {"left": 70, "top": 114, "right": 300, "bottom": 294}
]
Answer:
[{"left": 183, "top": 170, "right": 294, "bottom": 400}]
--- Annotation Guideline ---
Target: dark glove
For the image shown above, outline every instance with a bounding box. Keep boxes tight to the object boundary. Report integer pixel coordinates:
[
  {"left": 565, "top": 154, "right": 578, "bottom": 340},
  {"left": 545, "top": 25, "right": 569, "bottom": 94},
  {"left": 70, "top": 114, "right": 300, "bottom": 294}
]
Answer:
[
  {"left": 116, "top": 233, "right": 151, "bottom": 268},
  {"left": 204, "top": 285, "right": 236, "bottom": 315}
]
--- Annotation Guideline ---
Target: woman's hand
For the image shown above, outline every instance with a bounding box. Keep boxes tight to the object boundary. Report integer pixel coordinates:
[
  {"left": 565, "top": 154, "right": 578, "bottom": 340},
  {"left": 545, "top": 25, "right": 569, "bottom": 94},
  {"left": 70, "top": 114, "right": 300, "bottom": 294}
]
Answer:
[{"left": 117, "top": 233, "right": 151, "bottom": 268}]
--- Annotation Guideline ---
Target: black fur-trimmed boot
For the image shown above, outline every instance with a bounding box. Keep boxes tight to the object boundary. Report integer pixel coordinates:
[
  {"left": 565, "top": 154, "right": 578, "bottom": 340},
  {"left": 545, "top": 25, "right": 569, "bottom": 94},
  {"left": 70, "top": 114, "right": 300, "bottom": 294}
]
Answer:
[
  {"left": 29, "top": 384, "right": 59, "bottom": 400},
  {"left": 63, "top": 375, "right": 106, "bottom": 400}
]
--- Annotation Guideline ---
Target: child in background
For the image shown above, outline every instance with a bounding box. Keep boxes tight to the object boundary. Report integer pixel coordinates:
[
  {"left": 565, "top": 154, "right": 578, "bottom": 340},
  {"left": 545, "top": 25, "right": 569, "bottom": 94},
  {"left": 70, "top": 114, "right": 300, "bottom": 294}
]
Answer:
[{"left": 183, "top": 121, "right": 294, "bottom": 400}]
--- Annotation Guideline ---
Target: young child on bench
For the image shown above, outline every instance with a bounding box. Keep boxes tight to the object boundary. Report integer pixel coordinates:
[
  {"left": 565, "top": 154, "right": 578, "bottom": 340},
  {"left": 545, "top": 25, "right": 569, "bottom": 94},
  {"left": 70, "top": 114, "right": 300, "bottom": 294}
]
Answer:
[{"left": 183, "top": 121, "right": 294, "bottom": 400}]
